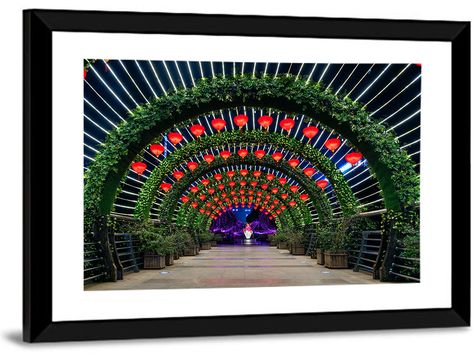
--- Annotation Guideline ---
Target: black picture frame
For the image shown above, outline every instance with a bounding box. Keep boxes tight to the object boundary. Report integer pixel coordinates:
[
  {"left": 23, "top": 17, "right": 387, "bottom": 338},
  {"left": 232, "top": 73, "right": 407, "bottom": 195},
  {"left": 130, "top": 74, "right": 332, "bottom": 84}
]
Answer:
[{"left": 23, "top": 9, "right": 470, "bottom": 342}]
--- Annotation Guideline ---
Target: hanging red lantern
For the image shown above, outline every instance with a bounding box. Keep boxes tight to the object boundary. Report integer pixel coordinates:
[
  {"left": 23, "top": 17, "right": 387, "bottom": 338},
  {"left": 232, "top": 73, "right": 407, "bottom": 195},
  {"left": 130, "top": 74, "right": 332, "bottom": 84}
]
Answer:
[
  {"left": 300, "top": 194, "right": 309, "bottom": 201},
  {"left": 220, "top": 150, "right": 231, "bottom": 160},
  {"left": 190, "top": 186, "right": 199, "bottom": 193},
  {"left": 279, "top": 118, "right": 295, "bottom": 131},
  {"left": 214, "top": 173, "right": 223, "bottom": 181},
  {"left": 269, "top": 216, "right": 274, "bottom": 220},
  {"left": 265, "top": 195, "right": 271, "bottom": 200},
  {"left": 172, "top": 171, "right": 185, "bottom": 180},
  {"left": 304, "top": 167, "right": 316, "bottom": 177},
  {"left": 229, "top": 181, "right": 236, "bottom": 187},
  {"left": 240, "top": 169, "right": 249, "bottom": 176},
  {"left": 271, "top": 188, "right": 278, "bottom": 194},
  {"left": 203, "top": 154, "right": 215, "bottom": 164},
  {"left": 316, "top": 180, "right": 329, "bottom": 189},
  {"left": 281, "top": 193, "right": 288, "bottom": 200},
  {"left": 150, "top": 144, "right": 165, "bottom": 157},
  {"left": 239, "top": 189, "right": 245, "bottom": 195},
  {"left": 276, "top": 209, "right": 281, "bottom": 215},
  {"left": 240, "top": 181, "right": 247, "bottom": 187},
  {"left": 191, "top": 202, "right": 198, "bottom": 208},
  {"left": 303, "top": 126, "right": 319, "bottom": 140},
  {"left": 266, "top": 173, "right": 275, "bottom": 181},
  {"left": 261, "top": 184, "right": 269, "bottom": 190},
  {"left": 227, "top": 170, "right": 235, "bottom": 178},
  {"left": 248, "top": 190, "right": 254, "bottom": 195},
  {"left": 250, "top": 181, "right": 258, "bottom": 187},
  {"left": 199, "top": 208, "right": 205, "bottom": 214},
  {"left": 253, "top": 170, "right": 262, "bottom": 178},
  {"left": 345, "top": 152, "right": 363, "bottom": 165},
  {"left": 187, "top": 161, "right": 199, "bottom": 171},
  {"left": 288, "top": 159, "right": 300, "bottom": 168},
  {"left": 190, "top": 124, "right": 205, "bottom": 138},
  {"left": 211, "top": 118, "right": 226, "bottom": 132},
  {"left": 181, "top": 196, "right": 190, "bottom": 203},
  {"left": 325, "top": 138, "right": 341, "bottom": 152},
  {"left": 168, "top": 132, "right": 183, "bottom": 145},
  {"left": 233, "top": 114, "right": 248, "bottom": 128},
  {"left": 258, "top": 115, "right": 273, "bottom": 129},
  {"left": 279, "top": 177, "right": 287, "bottom": 185},
  {"left": 289, "top": 200, "right": 297, "bottom": 207},
  {"left": 160, "top": 183, "right": 172, "bottom": 192},
  {"left": 256, "top": 191, "right": 263, "bottom": 197},
  {"left": 201, "top": 179, "right": 210, "bottom": 186},
  {"left": 272, "top": 152, "right": 283, "bottom": 162},
  {"left": 221, "top": 193, "right": 227, "bottom": 198},
  {"left": 218, "top": 184, "right": 225, "bottom": 190},
  {"left": 281, "top": 205, "right": 287, "bottom": 211},
  {"left": 290, "top": 185, "right": 299, "bottom": 193},
  {"left": 199, "top": 194, "right": 206, "bottom": 201},
  {"left": 273, "top": 200, "right": 279, "bottom": 205},
  {"left": 237, "top": 149, "right": 248, "bottom": 159},
  {"left": 208, "top": 188, "right": 215, "bottom": 194},
  {"left": 131, "top": 162, "right": 147, "bottom": 176},
  {"left": 254, "top": 150, "right": 266, "bottom": 159}
]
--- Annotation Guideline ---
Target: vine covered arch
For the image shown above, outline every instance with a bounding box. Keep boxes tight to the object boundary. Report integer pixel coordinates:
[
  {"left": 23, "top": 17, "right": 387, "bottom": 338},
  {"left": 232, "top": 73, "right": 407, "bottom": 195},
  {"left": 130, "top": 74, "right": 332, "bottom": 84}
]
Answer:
[{"left": 84, "top": 75, "right": 418, "bottom": 231}]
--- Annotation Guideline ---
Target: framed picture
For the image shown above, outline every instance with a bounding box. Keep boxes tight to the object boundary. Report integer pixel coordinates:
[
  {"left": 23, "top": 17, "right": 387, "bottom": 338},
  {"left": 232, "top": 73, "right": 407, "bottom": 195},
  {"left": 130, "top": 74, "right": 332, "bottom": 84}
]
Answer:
[{"left": 23, "top": 9, "right": 470, "bottom": 342}]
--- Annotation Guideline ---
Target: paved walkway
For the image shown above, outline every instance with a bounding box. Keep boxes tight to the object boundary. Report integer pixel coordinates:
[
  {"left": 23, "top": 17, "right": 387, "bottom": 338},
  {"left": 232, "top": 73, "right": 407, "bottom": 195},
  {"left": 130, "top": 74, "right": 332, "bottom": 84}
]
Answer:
[{"left": 85, "top": 244, "right": 377, "bottom": 291}]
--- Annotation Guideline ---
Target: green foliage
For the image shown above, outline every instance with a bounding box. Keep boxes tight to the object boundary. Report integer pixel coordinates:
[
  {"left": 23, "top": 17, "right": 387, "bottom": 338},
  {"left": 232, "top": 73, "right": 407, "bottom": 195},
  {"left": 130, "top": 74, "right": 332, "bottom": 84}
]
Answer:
[
  {"left": 197, "top": 230, "right": 214, "bottom": 244},
  {"left": 274, "top": 232, "right": 289, "bottom": 243},
  {"left": 315, "top": 221, "right": 337, "bottom": 250},
  {"left": 136, "top": 222, "right": 175, "bottom": 255}
]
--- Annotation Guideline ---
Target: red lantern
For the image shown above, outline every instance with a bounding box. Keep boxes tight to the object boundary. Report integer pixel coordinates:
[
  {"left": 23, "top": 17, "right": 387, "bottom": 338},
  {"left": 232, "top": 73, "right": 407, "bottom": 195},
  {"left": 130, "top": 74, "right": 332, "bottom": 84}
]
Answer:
[
  {"left": 150, "top": 144, "right": 165, "bottom": 157},
  {"left": 191, "top": 202, "right": 198, "bottom": 208},
  {"left": 279, "top": 177, "right": 287, "bottom": 185},
  {"left": 248, "top": 190, "right": 254, "bottom": 195},
  {"left": 273, "top": 200, "right": 279, "bottom": 205},
  {"left": 199, "top": 208, "right": 205, "bottom": 214},
  {"left": 237, "top": 149, "right": 248, "bottom": 159},
  {"left": 250, "top": 181, "right": 258, "bottom": 187},
  {"left": 199, "top": 194, "right": 206, "bottom": 201},
  {"left": 168, "top": 132, "right": 183, "bottom": 145},
  {"left": 253, "top": 170, "right": 262, "bottom": 178},
  {"left": 227, "top": 171, "right": 235, "bottom": 178},
  {"left": 300, "top": 194, "right": 309, "bottom": 201},
  {"left": 254, "top": 150, "right": 266, "bottom": 159},
  {"left": 160, "top": 183, "right": 172, "bottom": 192},
  {"left": 203, "top": 154, "right": 215, "bottom": 164},
  {"left": 266, "top": 173, "right": 275, "bottom": 181},
  {"left": 279, "top": 118, "right": 295, "bottom": 131},
  {"left": 304, "top": 167, "right": 316, "bottom": 177},
  {"left": 258, "top": 115, "right": 273, "bottom": 129},
  {"left": 229, "top": 181, "right": 236, "bottom": 187},
  {"left": 131, "top": 162, "right": 147, "bottom": 175},
  {"left": 303, "top": 126, "right": 319, "bottom": 140},
  {"left": 220, "top": 150, "right": 231, "bottom": 160},
  {"left": 290, "top": 185, "right": 299, "bottom": 193},
  {"left": 187, "top": 161, "right": 199, "bottom": 171},
  {"left": 261, "top": 184, "right": 269, "bottom": 190},
  {"left": 221, "top": 193, "right": 227, "bottom": 198},
  {"left": 172, "top": 171, "right": 185, "bottom": 180},
  {"left": 325, "top": 138, "right": 341, "bottom": 152},
  {"left": 181, "top": 196, "right": 190, "bottom": 203},
  {"left": 240, "top": 181, "right": 247, "bottom": 187},
  {"left": 218, "top": 184, "right": 225, "bottom": 190},
  {"left": 190, "top": 124, "right": 205, "bottom": 138},
  {"left": 281, "top": 193, "right": 288, "bottom": 200},
  {"left": 276, "top": 209, "right": 281, "bottom": 215},
  {"left": 316, "top": 180, "right": 329, "bottom": 189},
  {"left": 211, "top": 118, "right": 226, "bottom": 131},
  {"left": 256, "top": 191, "right": 263, "bottom": 197},
  {"left": 265, "top": 195, "right": 271, "bottom": 200},
  {"left": 271, "top": 188, "right": 278, "bottom": 194},
  {"left": 289, "top": 200, "right": 297, "bottom": 207},
  {"left": 288, "top": 159, "right": 300, "bottom": 168},
  {"left": 345, "top": 152, "right": 363, "bottom": 165},
  {"left": 233, "top": 114, "right": 248, "bottom": 128},
  {"left": 272, "top": 152, "right": 283, "bottom": 162},
  {"left": 201, "top": 179, "right": 210, "bottom": 186},
  {"left": 214, "top": 173, "right": 223, "bottom": 181},
  {"left": 190, "top": 186, "right": 199, "bottom": 193},
  {"left": 208, "top": 188, "right": 215, "bottom": 194},
  {"left": 240, "top": 169, "right": 249, "bottom": 176}
]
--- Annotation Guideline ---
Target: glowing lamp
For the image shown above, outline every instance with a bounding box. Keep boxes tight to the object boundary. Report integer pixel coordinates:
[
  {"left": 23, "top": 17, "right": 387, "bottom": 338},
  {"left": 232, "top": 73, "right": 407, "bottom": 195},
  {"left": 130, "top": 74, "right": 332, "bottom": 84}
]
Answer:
[
  {"left": 289, "top": 201, "right": 297, "bottom": 207},
  {"left": 220, "top": 150, "right": 231, "bottom": 160},
  {"left": 203, "top": 154, "right": 215, "bottom": 164},
  {"left": 131, "top": 162, "right": 147, "bottom": 175},
  {"left": 172, "top": 171, "right": 185, "bottom": 180},
  {"left": 233, "top": 114, "right": 248, "bottom": 128},
  {"left": 181, "top": 196, "right": 190, "bottom": 203},
  {"left": 254, "top": 150, "right": 266, "bottom": 159},
  {"left": 281, "top": 193, "right": 288, "bottom": 200},
  {"left": 271, "top": 188, "right": 278, "bottom": 194},
  {"left": 227, "top": 171, "right": 236, "bottom": 178},
  {"left": 304, "top": 167, "right": 316, "bottom": 177},
  {"left": 266, "top": 173, "right": 275, "bottom": 181},
  {"left": 211, "top": 118, "right": 226, "bottom": 131},
  {"left": 190, "top": 186, "right": 199, "bottom": 193},
  {"left": 288, "top": 159, "right": 300, "bottom": 168},
  {"left": 199, "top": 194, "right": 206, "bottom": 201},
  {"left": 261, "top": 184, "right": 269, "bottom": 190},
  {"left": 279, "top": 177, "right": 287, "bottom": 185},
  {"left": 279, "top": 118, "right": 295, "bottom": 131},
  {"left": 240, "top": 181, "right": 247, "bottom": 187},
  {"left": 191, "top": 202, "right": 198, "bottom": 208},
  {"left": 229, "top": 181, "right": 236, "bottom": 187},
  {"left": 160, "top": 183, "right": 172, "bottom": 192},
  {"left": 201, "top": 179, "right": 210, "bottom": 186},
  {"left": 240, "top": 169, "right": 249, "bottom": 176},
  {"left": 258, "top": 115, "right": 273, "bottom": 129},
  {"left": 218, "top": 184, "right": 225, "bottom": 190},
  {"left": 150, "top": 144, "right": 164, "bottom": 156},
  {"left": 303, "top": 126, "right": 319, "bottom": 140},
  {"left": 290, "top": 185, "right": 299, "bottom": 193},
  {"left": 187, "top": 161, "right": 199, "bottom": 171},
  {"left": 208, "top": 188, "right": 215, "bottom": 195},
  {"left": 250, "top": 181, "right": 258, "bottom": 187},
  {"left": 345, "top": 152, "right": 363, "bottom": 165},
  {"left": 190, "top": 124, "right": 205, "bottom": 138},
  {"left": 253, "top": 170, "right": 262, "bottom": 178},
  {"left": 272, "top": 152, "right": 283, "bottom": 162},
  {"left": 325, "top": 138, "right": 341, "bottom": 152},
  {"left": 168, "top": 132, "right": 183, "bottom": 145},
  {"left": 237, "top": 149, "right": 248, "bottom": 159},
  {"left": 214, "top": 173, "right": 223, "bottom": 181},
  {"left": 316, "top": 180, "right": 329, "bottom": 189},
  {"left": 300, "top": 194, "right": 309, "bottom": 201}
]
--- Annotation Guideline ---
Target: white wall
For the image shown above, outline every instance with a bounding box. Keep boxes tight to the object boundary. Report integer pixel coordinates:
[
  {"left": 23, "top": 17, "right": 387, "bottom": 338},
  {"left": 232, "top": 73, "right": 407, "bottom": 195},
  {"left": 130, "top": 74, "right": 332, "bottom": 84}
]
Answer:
[{"left": 0, "top": 0, "right": 471, "bottom": 352}]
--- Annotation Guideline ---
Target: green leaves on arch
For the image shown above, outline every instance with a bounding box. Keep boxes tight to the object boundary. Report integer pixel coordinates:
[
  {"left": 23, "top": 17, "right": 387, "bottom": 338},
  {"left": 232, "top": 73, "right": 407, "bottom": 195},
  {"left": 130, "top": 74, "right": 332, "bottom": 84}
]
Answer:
[
  {"left": 134, "top": 130, "right": 358, "bottom": 222},
  {"left": 84, "top": 74, "right": 418, "bottom": 232}
]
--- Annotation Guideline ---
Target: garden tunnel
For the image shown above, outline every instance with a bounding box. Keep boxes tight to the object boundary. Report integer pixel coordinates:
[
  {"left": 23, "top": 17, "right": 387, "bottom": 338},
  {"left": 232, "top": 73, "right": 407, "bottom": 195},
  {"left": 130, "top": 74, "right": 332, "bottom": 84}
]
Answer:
[{"left": 83, "top": 60, "right": 421, "bottom": 288}]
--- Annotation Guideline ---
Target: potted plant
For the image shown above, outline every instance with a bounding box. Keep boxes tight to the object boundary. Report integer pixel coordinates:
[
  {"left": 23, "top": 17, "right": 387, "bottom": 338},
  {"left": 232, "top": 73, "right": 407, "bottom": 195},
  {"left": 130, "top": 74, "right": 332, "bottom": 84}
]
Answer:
[
  {"left": 210, "top": 233, "right": 220, "bottom": 247},
  {"left": 138, "top": 224, "right": 173, "bottom": 269},
  {"left": 199, "top": 231, "right": 214, "bottom": 250},
  {"left": 182, "top": 230, "right": 198, "bottom": 256},
  {"left": 324, "top": 217, "right": 351, "bottom": 269},
  {"left": 287, "top": 230, "right": 306, "bottom": 255},
  {"left": 268, "top": 234, "right": 278, "bottom": 246},
  {"left": 315, "top": 223, "right": 333, "bottom": 265},
  {"left": 274, "top": 231, "right": 288, "bottom": 249}
]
